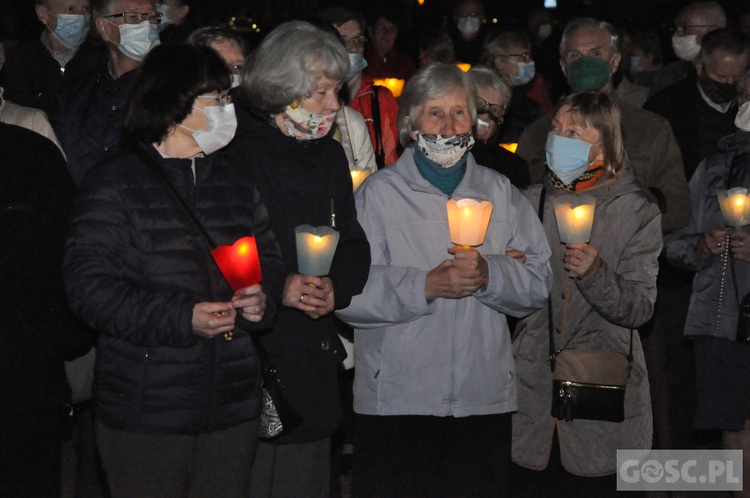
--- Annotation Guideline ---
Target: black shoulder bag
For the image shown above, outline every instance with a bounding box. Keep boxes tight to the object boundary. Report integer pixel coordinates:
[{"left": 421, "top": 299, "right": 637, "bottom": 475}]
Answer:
[{"left": 538, "top": 188, "right": 633, "bottom": 422}]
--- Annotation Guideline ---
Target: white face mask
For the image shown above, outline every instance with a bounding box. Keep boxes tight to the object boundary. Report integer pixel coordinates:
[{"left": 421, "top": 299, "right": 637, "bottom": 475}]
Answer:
[
  {"left": 414, "top": 132, "right": 475, "bottom": 168},
  {"left": 112, "top": 20, "right": 160, "bottom": 62},
  {"left": 457, "top": 17, "right": 481, "bottom": 37},
  {"left": 735, "top": 101, "right": 750, "bottom": 132},
  {"left": 181, "top": 103, "right": 238, "bottom": 154},
  {"left": 672, "top": 34, "right": 700, "bottom": 61}
]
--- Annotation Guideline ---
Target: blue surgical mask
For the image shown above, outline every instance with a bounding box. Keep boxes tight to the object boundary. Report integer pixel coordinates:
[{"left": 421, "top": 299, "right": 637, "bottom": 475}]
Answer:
[
  {"left": 49, "top": 11, "right": 90, "bottom": 49},
  {"left": 545, "top": 133, "right": 596, "bottom": 185},
  {"left": 511, "top": 61, "right": 536, "bottom": 86},
  {"left": 347, "top": 53, "right": 367, "bottom": 81}
]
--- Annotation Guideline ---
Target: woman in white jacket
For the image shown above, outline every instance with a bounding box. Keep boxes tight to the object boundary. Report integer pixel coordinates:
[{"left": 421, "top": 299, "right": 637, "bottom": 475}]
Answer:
[{"left": 337, "top": 62, "right": 552, "bottom": 498}]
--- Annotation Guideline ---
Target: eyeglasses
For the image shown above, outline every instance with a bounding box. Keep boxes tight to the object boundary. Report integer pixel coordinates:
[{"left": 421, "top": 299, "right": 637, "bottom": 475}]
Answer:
[
  {"left": 670, "top": 24, "right": 716, "bottom": 35},
  {"left": 102, "top": 11, "right": 162, "bottom": 24},
  {"left": 499, "top": 53, "right": 532, "bottom": 63},
  {"left": 197, "top": 94, "right": 233, "bottom": 107},
  {"left": 341, "top": 35, "right": 367, "bottom": 49},
  {"left": 476, "top": 96, "right": 505, "bottom": 122}
]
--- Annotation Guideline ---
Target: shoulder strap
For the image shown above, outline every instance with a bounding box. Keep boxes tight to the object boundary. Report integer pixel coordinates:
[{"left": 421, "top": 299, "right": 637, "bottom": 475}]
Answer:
[
  {"left": 543, "top": 186, "right": 633, "bottom": 372},
  {"left": 370, "top": 86, "right": 385, "bottom": 169},
  {"left": 133, "top": 147, "right": 216, "bottom": 249},
  {"left": 134, "top": 146, "right": 272, "bottom": 356}
]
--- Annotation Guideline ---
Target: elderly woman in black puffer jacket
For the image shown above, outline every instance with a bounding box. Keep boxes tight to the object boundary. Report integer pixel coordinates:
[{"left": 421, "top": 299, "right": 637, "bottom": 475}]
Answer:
[{"left": 63, "top": 44, "right": 285, "bottom": 498}]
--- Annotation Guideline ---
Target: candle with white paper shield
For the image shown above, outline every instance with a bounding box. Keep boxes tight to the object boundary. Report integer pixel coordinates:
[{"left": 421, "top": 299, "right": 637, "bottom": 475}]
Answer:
[
  {"left": 717, "top": 188, "right": 750, "bottom": 227},
  {"left": 552, "top": 194, "right": 596, "bottom": 243},
  {"left": 295, "top": 225, "right": 340, "bottom": 276}
]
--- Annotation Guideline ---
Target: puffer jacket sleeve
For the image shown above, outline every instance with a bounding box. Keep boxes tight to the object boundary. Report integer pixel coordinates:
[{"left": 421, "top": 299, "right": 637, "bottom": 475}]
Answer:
[
  {"left": 575, "top": 197, "right": 662, "bottom": 329},
  {"left": 663, "top": 158, "right": 719, "bottom": 272},
  {"left": 473, "top": 185, "right": 552, "bottom": 317},
  {"left": 64, "top": 161, "right": 199, "bottom": 349}
]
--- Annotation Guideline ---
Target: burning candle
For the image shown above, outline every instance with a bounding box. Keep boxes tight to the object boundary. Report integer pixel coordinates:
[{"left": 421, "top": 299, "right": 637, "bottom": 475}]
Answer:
[
  {"left": 350, "top": 165, "right": 374, "bottom": 191},
  {"left": 295, "top": 225, "right": 340, "bottom": 276},
  {"left": 717, "top": 188, "right": 750, "bottom": 227},
  {"left": 552, "top": 194, "right": 596, "bottom": 244},
  {"left": 446, "top": 198, "right": 493, "bottom": 248},
  {"left": 372, "top": 78, "right": 405, "bottom": 98},
  {"left": 211, "top": 236, "right": 263, "bottom": 291}
]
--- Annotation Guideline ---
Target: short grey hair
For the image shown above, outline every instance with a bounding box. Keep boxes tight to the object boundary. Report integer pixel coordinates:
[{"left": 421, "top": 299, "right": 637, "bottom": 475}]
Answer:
[
  {"left": 560, "top": 18, "right": 619, "bottom": 58},
  {"left": 397, "top": 63, "right": 477, "bottom": 147},
  {"left": 242, "top": 21, "right": 349, "bottom": 116},
  {"left": 467, "top": 66, "right": 512, "bottom": 105}
]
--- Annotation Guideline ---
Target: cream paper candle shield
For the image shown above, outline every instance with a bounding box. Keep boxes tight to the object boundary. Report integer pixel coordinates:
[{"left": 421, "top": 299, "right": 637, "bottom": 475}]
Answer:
[{"left": 295, "top": 225, "right": 340, "bottom": 276}]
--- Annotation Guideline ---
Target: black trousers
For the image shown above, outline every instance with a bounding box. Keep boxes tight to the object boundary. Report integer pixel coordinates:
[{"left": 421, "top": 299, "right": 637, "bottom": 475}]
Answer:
[{"left": 352, "top": 413, "right": 511, "bottom": 498}]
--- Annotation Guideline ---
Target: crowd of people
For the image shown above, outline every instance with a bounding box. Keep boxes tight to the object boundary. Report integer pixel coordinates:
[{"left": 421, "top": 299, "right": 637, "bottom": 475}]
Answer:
[{"left": 2, "top": 0, "right": 750, "bottom": 497}]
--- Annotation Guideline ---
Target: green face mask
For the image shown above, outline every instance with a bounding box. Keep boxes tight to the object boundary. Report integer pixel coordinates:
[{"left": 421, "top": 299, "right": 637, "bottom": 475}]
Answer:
[{"left": 566, "top": 56, "right": 613, "bottom": 92}]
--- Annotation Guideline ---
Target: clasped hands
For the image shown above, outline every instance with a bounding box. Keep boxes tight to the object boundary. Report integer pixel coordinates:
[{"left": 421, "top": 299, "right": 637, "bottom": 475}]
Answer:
[
  {"left": 697, "top": 227, "right": 750, "bottom": 261},
  {"left": 192, "top": 284, "right": 267, "bottom": 339}
]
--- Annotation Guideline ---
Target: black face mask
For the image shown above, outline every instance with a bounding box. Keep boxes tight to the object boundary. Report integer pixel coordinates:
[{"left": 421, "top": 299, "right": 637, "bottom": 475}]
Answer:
[{"left": 699, "top": 72, "right": 738, "bottom": 105}]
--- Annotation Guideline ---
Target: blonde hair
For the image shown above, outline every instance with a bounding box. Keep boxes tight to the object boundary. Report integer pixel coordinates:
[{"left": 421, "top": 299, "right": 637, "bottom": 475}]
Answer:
[{"left": 555, "top": 91, "right": 628, "bottom": 176}]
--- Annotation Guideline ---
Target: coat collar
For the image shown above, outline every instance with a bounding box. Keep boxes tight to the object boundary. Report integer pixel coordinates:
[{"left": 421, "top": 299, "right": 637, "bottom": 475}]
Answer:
[{"left": 393, "top": 147, "right": 494, "bottom": 200}]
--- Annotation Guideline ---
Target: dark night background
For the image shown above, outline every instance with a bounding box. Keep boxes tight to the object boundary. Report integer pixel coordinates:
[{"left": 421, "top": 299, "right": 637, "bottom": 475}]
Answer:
[{"left": 0, "top": 0, "right": 745, "bottom": 65}]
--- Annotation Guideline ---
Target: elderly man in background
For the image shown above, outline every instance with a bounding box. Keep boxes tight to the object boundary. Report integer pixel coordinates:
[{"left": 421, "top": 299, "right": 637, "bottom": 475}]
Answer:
[
  {"left": 2, "top": 0, "right": 100, "bottom": 117},
  {"left": 649, "top": 1, "right": 726, "bottom": 97},
  {"left": 645, "top": 28, "right": 750, "bottom": 180},
  {"left": 53, "top": 0, "right": 160, "bottom": 186},
  {"left": 516, "top": 17, "right": 690, "bottom": 233}
]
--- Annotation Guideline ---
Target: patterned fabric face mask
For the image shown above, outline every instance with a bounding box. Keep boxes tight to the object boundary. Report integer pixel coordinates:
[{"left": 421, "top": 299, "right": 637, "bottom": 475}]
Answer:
[
  {"left": 414, "top": 132, "right": 474, "bottom": 168},
  {"left": 280, "top": 104, "right": 337, "bottom": 140}
]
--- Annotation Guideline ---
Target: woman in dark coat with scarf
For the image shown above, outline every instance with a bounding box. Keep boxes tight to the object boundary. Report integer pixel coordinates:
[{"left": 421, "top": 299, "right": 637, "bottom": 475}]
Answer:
[{"left": 225, "top": 21, "right": 371, "bottom": 498}]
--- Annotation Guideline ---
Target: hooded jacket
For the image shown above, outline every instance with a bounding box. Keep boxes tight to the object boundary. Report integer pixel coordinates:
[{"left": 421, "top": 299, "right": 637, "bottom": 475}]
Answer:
[{"left": 513, "top": 166, "right": 661, "bottom": 476}]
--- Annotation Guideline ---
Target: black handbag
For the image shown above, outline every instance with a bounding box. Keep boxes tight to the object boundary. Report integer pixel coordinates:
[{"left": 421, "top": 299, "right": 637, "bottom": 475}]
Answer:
[
  {"left": 539, "top": 188, "right": 632, "bottom": 422},
  {"left": 135, "top": 148, "right": 303, "bottom": 438}
]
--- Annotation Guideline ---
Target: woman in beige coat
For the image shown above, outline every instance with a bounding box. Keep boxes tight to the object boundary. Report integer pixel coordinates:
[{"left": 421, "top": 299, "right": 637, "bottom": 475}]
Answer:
[{"left": 511, "top": 92, "right": 661, "bottom": 497}]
